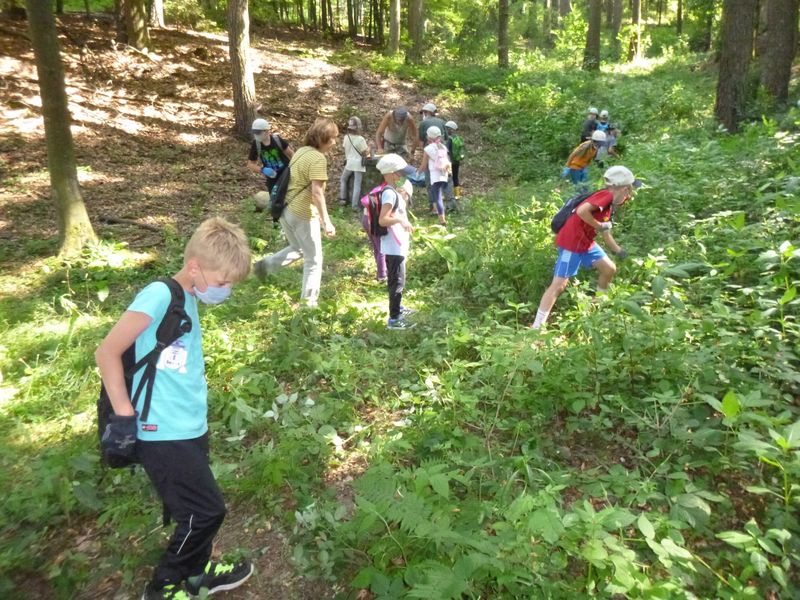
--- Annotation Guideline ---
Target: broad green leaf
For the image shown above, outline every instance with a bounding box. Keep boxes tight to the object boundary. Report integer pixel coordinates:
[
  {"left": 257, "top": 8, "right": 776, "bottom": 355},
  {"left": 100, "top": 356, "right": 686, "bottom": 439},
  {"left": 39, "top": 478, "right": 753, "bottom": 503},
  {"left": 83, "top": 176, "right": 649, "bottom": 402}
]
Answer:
[
  {"left": 745, "top": 485, "right": 777, "bottom": 496},
  {"left": 528, "top": 508, "right": 564, "bottom": 543},
  {"left": 750, "top": 551, "right": 769, "bottom": 575},
  {"left": 637, "top": 513, "right": 655, "bottom": 539},
  {"left": 651, "top": 276, "right": 667, "bottom": 298},
  {"left": 620, "top": 300, "right": 645, "bottom": 318},
  {"left": 676, "top": 494, "right": 711, "bottom": 516},
  {"left": 756, "top": 537, "right": 782, "bottom": 556},
  {"left": 429, "top": 473, "right": 450, "bottom": 499},
  {"left": 581, "top": 538, "right": 608, "bottom": 564},
  {"left": 720, "top": 390, "right": 741, "bottom": 420},
  {"left": 73, "top": 481, "right": 102, "bottom": 510},
  {"left": 717, "top": 531, "right": 752, "bottom": 548},
  {"left": 660, "top": 538, "right": 693, "bottom": 559},
  {"left": 778, "top": 287, "right": 796, "bottom": 305},
  {"left": 772, "top": 565, "right": 788, "bottom": 588},
  {"left": 785, "top": 420, "right": 800, "bottom": 448}
]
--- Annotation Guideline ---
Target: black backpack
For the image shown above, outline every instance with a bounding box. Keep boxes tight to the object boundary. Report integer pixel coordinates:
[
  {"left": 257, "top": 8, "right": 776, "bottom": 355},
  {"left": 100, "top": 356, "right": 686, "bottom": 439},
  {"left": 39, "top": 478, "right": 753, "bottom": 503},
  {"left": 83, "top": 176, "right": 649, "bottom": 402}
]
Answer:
[
  {"left": 365, "top": 184, "right": 399, "bottom": 237},
  {"left": 97, "top": 278, "right": 192, "bottom": 469},
  {"left": 269, "top": 149, "right": 311, "bottom": 222},
  {"left": 550, "top": 190, "right": 595, "bottom": 234}
]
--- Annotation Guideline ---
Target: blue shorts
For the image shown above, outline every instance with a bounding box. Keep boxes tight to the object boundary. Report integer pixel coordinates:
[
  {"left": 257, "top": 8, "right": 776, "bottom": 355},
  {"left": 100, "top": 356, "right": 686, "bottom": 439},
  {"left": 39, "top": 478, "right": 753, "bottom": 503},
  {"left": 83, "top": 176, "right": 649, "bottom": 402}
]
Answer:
[
  {"left": 569, "top": 168, "right": 588, "bottom": 185},
  {"left": 553, "top": 244, "right": 607, "bottom": 278}
]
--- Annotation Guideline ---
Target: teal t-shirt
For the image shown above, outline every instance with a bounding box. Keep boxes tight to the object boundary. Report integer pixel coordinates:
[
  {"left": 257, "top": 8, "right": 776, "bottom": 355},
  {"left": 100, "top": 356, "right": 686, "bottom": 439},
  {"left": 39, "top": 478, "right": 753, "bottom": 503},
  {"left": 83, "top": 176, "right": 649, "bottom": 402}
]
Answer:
[{"left": 127, "top": 281, "right": 208, "bottom": 442}]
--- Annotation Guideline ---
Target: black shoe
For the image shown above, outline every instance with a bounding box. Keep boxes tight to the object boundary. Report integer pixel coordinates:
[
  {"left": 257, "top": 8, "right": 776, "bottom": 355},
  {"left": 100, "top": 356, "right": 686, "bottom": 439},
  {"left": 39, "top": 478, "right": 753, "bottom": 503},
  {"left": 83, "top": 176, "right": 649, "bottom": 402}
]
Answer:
[{"left": 184, "top": 560, "right": 254, "bottom": 595}]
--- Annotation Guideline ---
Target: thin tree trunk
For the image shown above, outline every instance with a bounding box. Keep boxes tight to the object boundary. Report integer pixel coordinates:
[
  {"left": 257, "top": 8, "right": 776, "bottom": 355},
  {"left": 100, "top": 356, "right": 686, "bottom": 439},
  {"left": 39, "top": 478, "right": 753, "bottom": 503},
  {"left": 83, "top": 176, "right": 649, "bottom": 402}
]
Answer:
[
  {"left": 148, "top": 0, "right": 164, "bottom": 28},
  {"left": 56, "top": 0, "right": 64, "bottom": 14},
  {"left": 309, "top": 0, "right": 316, "bottom": 28},
  {"left": 84, "top": 0, "right": 91, "bottom": 17},
  {"left": 627, "top": 0, "right": 641, "bottom": 60},
  {"left": 24, "top": 0, "right": 96, "bottom": 255},
  {"left": 676, "top": 0, "right": 683, "bottom": 34},
  {"left": 296, "top": 0, "right": 305, "bottom": 28},
  {"left": 388, "top": 0, "right": 400, "bottom": 52},
  {"left": 584, "top": 0, "right": 602, "bottom": 69},
  {"left": 405, "top": 0, "right": 423, "bottom": 63},
  {"left": 125, "top": 0, "right": 150, "bottom": 49},
  {"left": 559, "top": 0, "right": 571, "bottom": 16},
  {"left": 543, "top": 0, "right": 554, "bottom": 45},
  {"left": 760, "top": 0, "right": 798, "bottom": 102},
  {"left": 376, "top": 0, "right": 383, "bottom": 44},
  {"left": 115, "top": 0, "right": 128, "bottom": 43},
  {"left": 498, "top": 0, "right": 509, "bottom": 67},
  {"left": 227, "top": 0, "right": 257, "bottom": 139},
  {"left": 605, "top": 0, "right": 613, "bottom": 26},
  {"left": 611, "top": 0, "right": 623, "bottom": 53},
  {"left": 657, "top": 0, "right": 663, "bottom": 23},
  {"left": 700, "top": 4, "right": 714, "bottom": 51},
  {"left": 714, "top": 0, "right": 758, "bottom": 132}
]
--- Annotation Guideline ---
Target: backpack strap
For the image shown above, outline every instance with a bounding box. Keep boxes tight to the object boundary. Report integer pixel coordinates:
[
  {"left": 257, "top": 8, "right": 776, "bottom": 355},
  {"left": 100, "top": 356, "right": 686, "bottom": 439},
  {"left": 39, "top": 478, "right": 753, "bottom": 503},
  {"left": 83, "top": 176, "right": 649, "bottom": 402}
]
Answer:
[
  {"left": 128, "top": 278, "right": 192, "bottom": 422},
  {"left": 272, "top": 133, "right": 289, "bottom": 164}
]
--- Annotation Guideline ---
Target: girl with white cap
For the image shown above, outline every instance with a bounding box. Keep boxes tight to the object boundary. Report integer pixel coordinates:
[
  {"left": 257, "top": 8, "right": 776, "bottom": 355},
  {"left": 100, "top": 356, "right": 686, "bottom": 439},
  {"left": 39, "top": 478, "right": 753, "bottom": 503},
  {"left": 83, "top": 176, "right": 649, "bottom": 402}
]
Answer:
[{"left": 417, "top": 125, "right": 451, "bottom": 225}]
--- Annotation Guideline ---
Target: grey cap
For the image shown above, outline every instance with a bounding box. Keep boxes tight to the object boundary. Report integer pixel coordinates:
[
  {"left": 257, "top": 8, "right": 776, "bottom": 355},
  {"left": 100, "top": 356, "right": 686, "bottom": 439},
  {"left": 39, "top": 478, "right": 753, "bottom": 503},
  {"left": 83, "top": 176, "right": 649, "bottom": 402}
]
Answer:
[
  {"left": 393, "top": 106, "right": 409, "bottom": 121},
  {"left": 347, "top": 116, "right": 362, "bottom": 131},
  {"left": 421, "top": 102, "right": 437, "bottom": 114}
]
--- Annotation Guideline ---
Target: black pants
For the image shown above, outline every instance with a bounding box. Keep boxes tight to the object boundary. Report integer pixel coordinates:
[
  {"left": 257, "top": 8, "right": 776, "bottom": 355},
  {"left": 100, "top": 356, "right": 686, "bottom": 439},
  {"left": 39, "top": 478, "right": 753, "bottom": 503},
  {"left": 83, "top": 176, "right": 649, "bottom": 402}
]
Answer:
[
  {"left": 138, "top": 434, "right": 226, "bottom": 587},
  {"left": 386, "top": 254, "right": 406, "bottom": 320},
  {"left": 452, "top": 162, "right": 460, "bottom": 188}
]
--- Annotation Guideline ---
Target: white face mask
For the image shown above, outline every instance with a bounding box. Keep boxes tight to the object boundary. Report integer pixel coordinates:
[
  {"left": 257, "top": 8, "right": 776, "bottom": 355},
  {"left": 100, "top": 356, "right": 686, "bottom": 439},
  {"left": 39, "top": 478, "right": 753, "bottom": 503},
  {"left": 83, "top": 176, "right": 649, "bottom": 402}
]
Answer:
[{"left": 253, "top": 132, "right": 266, "bottom": 142}]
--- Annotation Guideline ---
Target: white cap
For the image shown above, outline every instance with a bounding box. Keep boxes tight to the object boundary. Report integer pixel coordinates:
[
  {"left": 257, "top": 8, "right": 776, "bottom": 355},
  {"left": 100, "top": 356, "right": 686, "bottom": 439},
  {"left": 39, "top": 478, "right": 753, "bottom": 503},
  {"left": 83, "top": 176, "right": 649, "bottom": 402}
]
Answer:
[
  {"left": 588, "top": 107, "right": 599, "bottom": 115},
  {"left": 376, "top": 153, "right": 408, "bottom": 174},
  {"left": 599, "top": 110, "right": 609, "bottom": 118},
  {"left": 421, "top": 102, "right": 437, "bottom": 114},
  {"left": 347, "top": 116, "right": 362, "bottom": 131},
  {"left": 426, "top": 126, "right": 442, "bottom": 139},
  {"left": 252, "top": 118, "right": 270, "bottom": 131},
  {"left": 444, "top": 121, "right": 458, "bottom": 130},
  {"left": 604, "top": 165, "right": 642, "bottom": 187},
  {"left": 254, "top": 191, "right": 270, "bottom": 209},
  {"left": 591, "top": 130, "right": 607, "bottom": 142}
]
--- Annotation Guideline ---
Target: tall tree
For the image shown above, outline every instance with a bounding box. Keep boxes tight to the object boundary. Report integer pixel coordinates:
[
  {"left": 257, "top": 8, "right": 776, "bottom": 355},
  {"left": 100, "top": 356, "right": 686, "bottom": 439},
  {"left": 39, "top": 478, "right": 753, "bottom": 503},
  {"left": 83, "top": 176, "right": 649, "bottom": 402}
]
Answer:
[
  {"left": 125, "top": 0, "right": 150, "bottom": 49},
  {"left": 388, "top": 0, "right": 400, "bottom": 53},
  {"left": 148, "top": 0, "right": 165, "bottom": 28},
  {"left": 228, "top": 0, "right": 257, "bottom": 139},
  {"left": 559, "top": 0, "right": 572, "bottom": 16},
  {"left": 714, "top": 0, "right": 758, "bottom": 132},
  {"left": 406, "top": 0, "right": 423, "bottom": 63},
  {"left": 24, "top": 0, "right": 96, "bottom": 255},
  {"left": 498, "top": 0, "right": 509, "bottom": 67},
  {"left": 611, "top": 0, "right": 623, "bottom": 54},
  {"left": 627, "top": 0, "right": 641, "bottom": 59},
  {"left": 583, "top": 0, "right": 602, "bottom": 69},
  {"left": 542, "top": 0, "right": 555, "bottom": 45},
  {"left": 759, "top": 0, "right": 798, "bottom": 102},
  {"left": 676, "top": 0, "right": 683, "bottom": 34}
]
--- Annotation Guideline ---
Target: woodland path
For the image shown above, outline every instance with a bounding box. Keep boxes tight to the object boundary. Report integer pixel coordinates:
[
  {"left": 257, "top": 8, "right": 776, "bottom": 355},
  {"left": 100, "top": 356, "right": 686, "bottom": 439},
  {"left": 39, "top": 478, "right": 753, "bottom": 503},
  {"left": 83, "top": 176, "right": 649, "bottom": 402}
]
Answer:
[{"left": 0, "top": 16, "right": 491, "bottom": 599}]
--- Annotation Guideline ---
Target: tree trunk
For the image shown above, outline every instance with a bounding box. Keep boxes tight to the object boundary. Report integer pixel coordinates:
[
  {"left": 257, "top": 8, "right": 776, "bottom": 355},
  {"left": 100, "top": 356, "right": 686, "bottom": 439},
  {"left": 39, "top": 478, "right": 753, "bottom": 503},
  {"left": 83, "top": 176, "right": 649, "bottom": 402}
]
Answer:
[
  {"left": 24, "top": 0, "right": 96, "bottom": 255},
  {"left": 611, "top": 0, "right": 623, "bottom": 53},
  {"left": 760, "top": 0, "right": 798, "bottom": 102},
  {"left": 543, "top": 0, "right": 554, "bottom": 45},
  {"left": 327, "top": 0, "right": 333, "bottom": 30},
  {"left": 56, "top": 0, "right": 64, "bottom": 14},
  {"left": 714, "top": 0, "right": 758, "bottom": 132},
  {"left": 627, "top": 0, "right": 641, "bottom": 60},
  {"left": 498, "top": 0, "right": 509, "bottom": 67},
  {"left": 125, "top": 0, "right": 150, "bottom": 49},
  {"left": 559, "top": 0, "right": 571, "bottom": 16},
  {"left": 657, "top": 0, "right": 663, "bottom": 23},
  {"left": 309, "top": 0, "right": 316, "bottom": 28},
  {"left": 700, "top": 4, "right": 714, "bottom": 51},
  {"left": 388, "top": 0, "right": 400, "bottom": 52},
  {"left": 346, "top": 0, "right": 354, "bottom": 35},
  {"left": 405, "top": 0, "right": 423, "bottom": 63},
  {"left": 227, "top": 0, "right": 257, "bottom": 139},
  {"left": 375, "top": 0, "right": 383, "bottom": 44},
  {"left": 605, "top": 0, "right": 613, "bottom": 26},
  {"left": 115, "top": 0, "right": 128, "bottom": 43},
  {"left": 296, "top": 0, "right": 306, "bottom": 28},
  {"left": 148, "top": 0, "right": 164, "bottom": 28},
  {"left": 754, "top": 0, "right": 768, "bottom": 58},
  {"left": 321, "top": 0, "right": 328, "bottom": 30},
  {"left": 676, "top": 0, "right": 683, "bottom": 34},
  {"left": 583, "top": 0, "right": 602, "bottom": 69}
]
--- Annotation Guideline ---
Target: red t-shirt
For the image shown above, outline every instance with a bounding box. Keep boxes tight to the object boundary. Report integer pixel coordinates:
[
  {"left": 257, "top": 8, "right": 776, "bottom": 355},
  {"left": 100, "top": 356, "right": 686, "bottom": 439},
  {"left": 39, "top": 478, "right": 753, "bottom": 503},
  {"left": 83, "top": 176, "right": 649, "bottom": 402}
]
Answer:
[{"left": 555, "top": 189, "right": 613, "bottom": 253}]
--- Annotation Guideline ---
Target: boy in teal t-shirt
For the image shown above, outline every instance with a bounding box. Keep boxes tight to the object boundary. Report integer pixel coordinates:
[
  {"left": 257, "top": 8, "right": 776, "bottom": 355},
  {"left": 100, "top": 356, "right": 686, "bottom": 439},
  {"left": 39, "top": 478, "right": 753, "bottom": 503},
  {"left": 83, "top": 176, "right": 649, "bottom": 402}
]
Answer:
[
  {"left": 444, "top": 120, "right": 465, "bottom": 209},
  {"left": 96, "top": 218, "right": 254, "bottom": 600}
]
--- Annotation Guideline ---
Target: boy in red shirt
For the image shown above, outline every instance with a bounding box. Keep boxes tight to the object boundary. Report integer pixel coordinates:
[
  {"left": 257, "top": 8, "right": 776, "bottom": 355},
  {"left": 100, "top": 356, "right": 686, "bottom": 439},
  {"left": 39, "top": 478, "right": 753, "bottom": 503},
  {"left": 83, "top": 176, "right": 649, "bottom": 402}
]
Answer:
[{"left": 532, "top": 166, "right": 641, "bottom": 330}]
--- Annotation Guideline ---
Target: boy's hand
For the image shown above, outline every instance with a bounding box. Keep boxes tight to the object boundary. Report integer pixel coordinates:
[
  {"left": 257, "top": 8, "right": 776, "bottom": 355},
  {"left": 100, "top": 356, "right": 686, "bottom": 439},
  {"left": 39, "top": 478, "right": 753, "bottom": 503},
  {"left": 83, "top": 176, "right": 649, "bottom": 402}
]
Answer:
[
  {"left": 101, "top": 413, "right": 138, "bottom": 459},
  {"left": 616, "top": 247, "right": 629, "bottom": 260},
  {"left": 597, "top": 222, "right": 613, "bottom": 232}
]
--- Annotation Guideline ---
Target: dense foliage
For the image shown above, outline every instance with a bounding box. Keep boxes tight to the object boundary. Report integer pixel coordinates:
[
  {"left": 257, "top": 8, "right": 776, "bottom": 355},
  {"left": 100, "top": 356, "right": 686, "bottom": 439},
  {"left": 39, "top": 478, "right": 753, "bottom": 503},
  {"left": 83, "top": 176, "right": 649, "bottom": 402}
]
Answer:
[{"left": 1, "top": 21, "right": 799, "bottom": 600}]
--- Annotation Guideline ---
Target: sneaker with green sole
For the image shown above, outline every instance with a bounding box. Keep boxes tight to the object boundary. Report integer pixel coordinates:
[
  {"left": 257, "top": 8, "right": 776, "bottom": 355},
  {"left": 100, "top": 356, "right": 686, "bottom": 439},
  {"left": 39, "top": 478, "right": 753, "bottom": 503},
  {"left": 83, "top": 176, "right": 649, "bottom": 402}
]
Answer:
[
  {"left": 184, "top": 560, "right": 254, "bottom": 596},
  {"left": 141, "top": 582, "right": 191, "bottom": 600}
]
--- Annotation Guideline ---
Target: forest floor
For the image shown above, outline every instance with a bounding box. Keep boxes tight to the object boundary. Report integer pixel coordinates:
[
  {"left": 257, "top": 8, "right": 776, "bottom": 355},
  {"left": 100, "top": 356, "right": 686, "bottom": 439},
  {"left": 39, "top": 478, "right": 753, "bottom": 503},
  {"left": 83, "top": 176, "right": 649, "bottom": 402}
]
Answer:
[{"left": 0, "top": 14, "right": 492, "bottom": 600}]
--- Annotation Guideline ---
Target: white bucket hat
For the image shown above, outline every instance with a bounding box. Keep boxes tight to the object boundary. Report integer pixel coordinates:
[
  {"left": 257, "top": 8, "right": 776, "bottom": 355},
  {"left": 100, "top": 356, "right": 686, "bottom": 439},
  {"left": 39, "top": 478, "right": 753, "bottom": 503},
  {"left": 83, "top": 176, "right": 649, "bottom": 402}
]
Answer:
[{"left": 376, "top": 153, "right": 408, "bottom": 174}]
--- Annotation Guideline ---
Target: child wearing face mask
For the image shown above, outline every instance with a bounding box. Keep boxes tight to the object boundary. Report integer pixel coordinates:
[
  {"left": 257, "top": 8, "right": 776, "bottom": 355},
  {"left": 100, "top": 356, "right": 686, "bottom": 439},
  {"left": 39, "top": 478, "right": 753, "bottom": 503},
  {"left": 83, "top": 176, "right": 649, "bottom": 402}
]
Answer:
[
  {"left": 95, "top": 217, "right": 255, "bottom": 600},
  {"left": 247, "top": 118, "right": 294, "bottom": 211}
]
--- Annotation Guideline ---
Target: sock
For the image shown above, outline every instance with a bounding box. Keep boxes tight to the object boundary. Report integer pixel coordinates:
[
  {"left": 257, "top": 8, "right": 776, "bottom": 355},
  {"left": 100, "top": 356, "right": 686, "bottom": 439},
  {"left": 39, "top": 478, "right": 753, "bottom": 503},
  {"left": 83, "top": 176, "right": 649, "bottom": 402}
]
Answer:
[{"left": 532, "top": 308, "right": 549, "bottom": 329}]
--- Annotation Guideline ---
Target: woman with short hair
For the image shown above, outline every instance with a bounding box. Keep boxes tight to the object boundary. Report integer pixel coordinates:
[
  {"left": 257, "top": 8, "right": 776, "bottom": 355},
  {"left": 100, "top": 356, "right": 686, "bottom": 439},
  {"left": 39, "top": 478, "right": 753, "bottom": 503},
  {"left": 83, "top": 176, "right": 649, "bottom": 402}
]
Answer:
[{"left": 253, "top": 118, "right": 338, "bottom": 308}]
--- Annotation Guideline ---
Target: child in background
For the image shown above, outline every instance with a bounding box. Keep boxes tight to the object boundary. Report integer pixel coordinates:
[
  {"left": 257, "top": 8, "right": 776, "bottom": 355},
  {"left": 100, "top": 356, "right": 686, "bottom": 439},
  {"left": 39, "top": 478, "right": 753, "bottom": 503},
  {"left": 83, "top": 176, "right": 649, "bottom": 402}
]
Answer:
[
  {"left": 247, "top": 118, "right": 293, "bottom": 211},
  {"left": 563, "top": 130, "right": 606, "bottom": 188},
  {"left": 375, "top": 154, "right": 416, "bottom": 330},
  {"left": 418, "top": 126, "right": 450, "bottom": 226},
  {"left": 594, "top": 127, "right": 621, "bottom": 168},
  {"left": 339, "top": 116, "right": 370, "bottom": 210},
  {"left": 95, "top": 218, "right": 254, "bottom": 600},
  {"left": 596, "top": 110, "right": 611, "bottom": 132},
  {"left": 445, "top": 120, "right": 465, "bottom": 211}
]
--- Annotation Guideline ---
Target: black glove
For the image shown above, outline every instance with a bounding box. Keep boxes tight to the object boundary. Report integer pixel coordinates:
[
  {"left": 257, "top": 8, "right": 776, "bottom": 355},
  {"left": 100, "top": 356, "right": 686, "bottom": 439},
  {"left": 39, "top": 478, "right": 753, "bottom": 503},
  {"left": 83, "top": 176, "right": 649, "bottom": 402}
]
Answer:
[
  {"left": 101, "top": 413, "right": 138, "bottom": 459},
  {"left": 616, "top": 248, "right": 629, "bottom": 260}
]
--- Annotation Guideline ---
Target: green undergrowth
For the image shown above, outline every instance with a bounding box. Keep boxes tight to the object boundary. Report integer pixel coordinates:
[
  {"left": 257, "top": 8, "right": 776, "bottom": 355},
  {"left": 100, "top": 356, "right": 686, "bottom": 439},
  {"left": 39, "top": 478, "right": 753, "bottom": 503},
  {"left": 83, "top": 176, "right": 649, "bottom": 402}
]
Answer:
[{"left": 2, "top": 41, "right": 800, "bottom": 599}]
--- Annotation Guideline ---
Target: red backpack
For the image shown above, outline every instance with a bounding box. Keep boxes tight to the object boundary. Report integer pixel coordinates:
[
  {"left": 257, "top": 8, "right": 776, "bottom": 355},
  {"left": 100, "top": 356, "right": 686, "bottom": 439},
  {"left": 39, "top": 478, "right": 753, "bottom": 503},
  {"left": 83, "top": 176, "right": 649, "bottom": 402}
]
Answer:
[{"left": 361, "top": 184, "right": 399, "bottom": 236}]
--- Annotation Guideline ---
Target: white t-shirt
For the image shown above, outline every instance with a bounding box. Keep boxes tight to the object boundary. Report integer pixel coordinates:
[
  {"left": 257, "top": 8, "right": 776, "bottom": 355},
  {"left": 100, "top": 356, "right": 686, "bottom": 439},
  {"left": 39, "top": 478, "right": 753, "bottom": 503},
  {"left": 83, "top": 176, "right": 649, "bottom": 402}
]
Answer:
[
  {"left": 424, "top": 142, "right": 450, "bottom": 183},
  {"left": 380, "top": 180, "right": 413, "bottom": 257},
  {"left": 343, "top": 134, "right": 368, "bottom": 173}
]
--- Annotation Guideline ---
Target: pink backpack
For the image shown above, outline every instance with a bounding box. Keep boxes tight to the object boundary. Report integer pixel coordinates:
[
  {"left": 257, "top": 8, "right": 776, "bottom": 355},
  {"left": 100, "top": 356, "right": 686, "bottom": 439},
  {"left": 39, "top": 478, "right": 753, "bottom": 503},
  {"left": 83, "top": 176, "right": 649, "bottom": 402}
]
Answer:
[{"left": 433, "top": 143, "right": 451, "bottom": 173}]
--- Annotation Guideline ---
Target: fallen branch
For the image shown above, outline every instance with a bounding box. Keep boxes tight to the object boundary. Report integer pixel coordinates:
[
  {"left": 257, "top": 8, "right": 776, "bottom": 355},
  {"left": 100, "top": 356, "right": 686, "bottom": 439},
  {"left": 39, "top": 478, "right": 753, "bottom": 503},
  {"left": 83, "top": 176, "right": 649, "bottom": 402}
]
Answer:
[{"left": 99, "top": 215, "right": 162, "bottom": 232}]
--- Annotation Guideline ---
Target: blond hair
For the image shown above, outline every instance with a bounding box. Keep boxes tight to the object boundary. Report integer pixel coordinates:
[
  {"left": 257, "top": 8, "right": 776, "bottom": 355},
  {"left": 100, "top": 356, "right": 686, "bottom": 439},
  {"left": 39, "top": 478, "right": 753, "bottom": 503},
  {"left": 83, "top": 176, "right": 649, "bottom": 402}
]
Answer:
[
  {"left": 303, "top": 117, "right": 339, "bottom": 149},
  {"left": 184, "top": 217, "right": 251, "bottom": 282}
]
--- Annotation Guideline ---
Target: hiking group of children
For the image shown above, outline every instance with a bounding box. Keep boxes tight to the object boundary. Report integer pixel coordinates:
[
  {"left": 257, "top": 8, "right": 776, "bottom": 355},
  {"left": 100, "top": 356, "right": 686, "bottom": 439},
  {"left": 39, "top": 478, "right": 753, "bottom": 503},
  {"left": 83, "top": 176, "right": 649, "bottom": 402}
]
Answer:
[
  {"left": 564, "top": 106, "right": 621, "bottom": 187},
  {"left": 95, "top": 104, "right": 640, "bottom": 599}
]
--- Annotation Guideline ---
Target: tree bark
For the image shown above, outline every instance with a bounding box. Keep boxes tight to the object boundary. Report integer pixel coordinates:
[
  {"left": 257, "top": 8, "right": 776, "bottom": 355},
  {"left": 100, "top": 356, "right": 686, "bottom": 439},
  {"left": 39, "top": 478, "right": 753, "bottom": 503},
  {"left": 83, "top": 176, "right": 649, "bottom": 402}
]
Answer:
[
  {"left": 309, "top": 0, "right": 317, "bottom": 28},
  {"left": 148, "top": 0, "right": 165, "bottom": 28},
  {"left": 24, "top": 0, "right": 96, "bottom": 255},
  {"left": 611, "top": 0, "right": 623, "bottom": 53},
  {"left": 559, "top": 0, "right": 571, "bottom": 16},
  {"left": 498, "top": 0, "right": 509, "bottom": 67},
  {"left": 125, "top": 0, "right": 150, "bottom": 49},
  {"left": 388, "top": 0, "right": 400, "bottom": 52},
  {"left": 627, "top": 0, "right": 641, "bottom": 60},
  {"left": 676, "top": 0, "right": 683, "bottom": 34},
  {"left": 760, "top": 0, "right": 798, "bottom": 102},
  {"left": 583, "top": 0, "right": 602, "bottom": 69},
  {"left": 700, "top": 2, "right": 714, "bottom": 51},
  {"left": 405, "top": 0, "right": 423, "bottom": 63},
  {"left": 714, "top": 0, "right": 758, "bottom": 132},
  {"left": 754, "top": 0, "right": 768, "bottom": 58},
  {"left": 543, "top": 0, "right": 554, "bottom": 45},
  {"left": 56, "top": 0, "right": 64, "bottom": 14},
  {"left": 115, "top": 0, "right": 128, "bottom": 43},
  {"left": 227, "top": 0, "right": 257, "bottom": 139}
]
